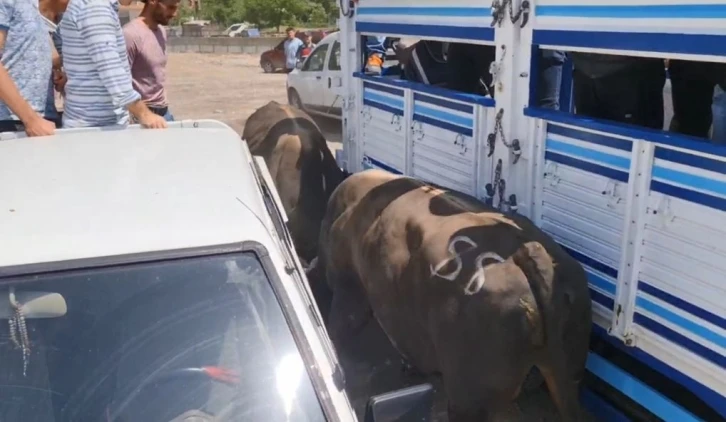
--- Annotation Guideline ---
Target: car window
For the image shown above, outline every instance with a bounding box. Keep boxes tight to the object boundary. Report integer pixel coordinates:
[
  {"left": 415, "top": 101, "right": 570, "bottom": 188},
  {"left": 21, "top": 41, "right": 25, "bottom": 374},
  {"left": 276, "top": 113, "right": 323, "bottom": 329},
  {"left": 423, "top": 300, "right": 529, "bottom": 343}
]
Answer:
[
  {"left": 0, "top": 252, "right": 327, "bottom": 422},
  {"left": 302, "top": 44, "right": 329, "bottom": 72},
  {"left": 229, "top": 24, "right": 240, "bottom": 31},
  {"left": 328, "top": 41, "right": 341, "bottom": 71}
]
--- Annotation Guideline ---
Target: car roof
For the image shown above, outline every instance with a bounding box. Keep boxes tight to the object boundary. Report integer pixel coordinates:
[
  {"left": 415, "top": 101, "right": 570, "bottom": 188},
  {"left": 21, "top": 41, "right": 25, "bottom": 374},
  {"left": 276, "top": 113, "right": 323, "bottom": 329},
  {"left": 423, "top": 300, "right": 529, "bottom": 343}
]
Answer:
[
  {"left": 318, "top": 31, "right": 339, "bottom": 45},
  {"left": 0, "top": 121, "right": 275, "bottom": 270}
]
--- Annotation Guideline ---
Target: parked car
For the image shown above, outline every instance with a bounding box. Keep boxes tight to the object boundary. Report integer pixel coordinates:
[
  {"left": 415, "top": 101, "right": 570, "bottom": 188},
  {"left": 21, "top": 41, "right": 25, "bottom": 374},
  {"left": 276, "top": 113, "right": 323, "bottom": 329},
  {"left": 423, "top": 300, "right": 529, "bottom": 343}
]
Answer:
[
  {"left": 222, "top": 22, "right": 251, "bottom": 37},
  {"left": 0, "top": 121, "right": 434, "bottom": 422},
  {"left": 259, "top": 30, "right": 329, "bottom": 74},
  {"left": 286, "top": 31, "right": 344, "bottom": 118}
]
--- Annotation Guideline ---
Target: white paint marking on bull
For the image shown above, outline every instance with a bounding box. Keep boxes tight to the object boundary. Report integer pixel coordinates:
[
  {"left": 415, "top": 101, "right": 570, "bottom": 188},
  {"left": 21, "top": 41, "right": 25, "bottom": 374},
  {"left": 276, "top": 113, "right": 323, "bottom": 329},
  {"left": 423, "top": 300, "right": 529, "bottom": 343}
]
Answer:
[
  {"left": 429, "top": 235, "right": 478, "bottom": 281},
  {"left": 464, "top": 252, "right": 505, "bottom": 295}
]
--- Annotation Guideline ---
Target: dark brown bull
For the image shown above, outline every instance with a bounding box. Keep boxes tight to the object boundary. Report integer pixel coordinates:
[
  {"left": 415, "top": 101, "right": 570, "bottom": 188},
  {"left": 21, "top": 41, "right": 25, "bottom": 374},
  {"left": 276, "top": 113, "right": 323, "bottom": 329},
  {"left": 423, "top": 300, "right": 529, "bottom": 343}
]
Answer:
[
  {"left": 243, "top": 101, "right": 346, "bottom": 315},
  {"left": 316, "top": 169, "right": 591, "bottom": 422}
]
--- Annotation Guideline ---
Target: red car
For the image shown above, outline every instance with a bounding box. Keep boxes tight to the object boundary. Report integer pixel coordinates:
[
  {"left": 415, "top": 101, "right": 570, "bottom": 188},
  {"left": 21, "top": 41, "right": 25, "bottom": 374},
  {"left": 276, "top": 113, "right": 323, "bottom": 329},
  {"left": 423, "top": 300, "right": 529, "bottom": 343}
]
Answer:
[{"left": 259, "top": 30, "right": 328, "bottom": 73}]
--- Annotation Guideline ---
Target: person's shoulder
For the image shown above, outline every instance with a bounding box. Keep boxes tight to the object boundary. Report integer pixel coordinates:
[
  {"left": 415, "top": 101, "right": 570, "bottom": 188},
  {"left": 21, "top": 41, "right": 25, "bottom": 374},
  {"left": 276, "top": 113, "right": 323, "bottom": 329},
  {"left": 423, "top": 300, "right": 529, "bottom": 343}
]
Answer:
[
  {"left": 122, "top": 17, "right": 143, "bottom": 35},
  {"left": 72, "top": 0, "right": 116, "bottom": 13}
]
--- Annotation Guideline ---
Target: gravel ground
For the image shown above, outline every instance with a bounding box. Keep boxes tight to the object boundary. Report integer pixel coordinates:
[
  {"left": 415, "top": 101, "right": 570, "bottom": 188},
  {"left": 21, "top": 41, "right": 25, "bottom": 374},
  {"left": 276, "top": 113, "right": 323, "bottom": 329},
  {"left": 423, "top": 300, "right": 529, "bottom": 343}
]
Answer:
[
  {"left": 166, "top": 53, "right": 343, "bottom": 149},
  {"left": 165, "top": 52, "right": 598, "bottom": 422}
]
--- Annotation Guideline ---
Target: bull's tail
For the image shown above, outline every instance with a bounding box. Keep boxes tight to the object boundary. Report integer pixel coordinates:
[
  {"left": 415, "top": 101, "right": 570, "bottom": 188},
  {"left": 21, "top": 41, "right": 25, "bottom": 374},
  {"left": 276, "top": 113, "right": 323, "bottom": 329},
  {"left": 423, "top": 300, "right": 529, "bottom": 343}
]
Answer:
[{"left": 512, "top": 241, "right": 581, "bottom": 422}]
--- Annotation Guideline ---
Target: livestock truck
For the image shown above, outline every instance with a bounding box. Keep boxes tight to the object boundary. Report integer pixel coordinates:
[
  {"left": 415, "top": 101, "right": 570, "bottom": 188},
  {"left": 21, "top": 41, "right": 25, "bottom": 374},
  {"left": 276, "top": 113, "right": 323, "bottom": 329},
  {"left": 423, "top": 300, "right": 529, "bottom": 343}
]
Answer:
[{"left": 332, "top": 0, "right": 726, "bottom": 420}]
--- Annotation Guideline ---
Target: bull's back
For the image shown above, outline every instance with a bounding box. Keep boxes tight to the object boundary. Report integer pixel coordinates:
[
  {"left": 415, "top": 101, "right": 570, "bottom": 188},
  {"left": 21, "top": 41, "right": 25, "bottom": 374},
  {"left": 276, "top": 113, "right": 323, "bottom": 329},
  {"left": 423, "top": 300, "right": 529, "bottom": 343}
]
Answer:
[{"left": 243, "top": 101, "right": 320, "bottom": 152}]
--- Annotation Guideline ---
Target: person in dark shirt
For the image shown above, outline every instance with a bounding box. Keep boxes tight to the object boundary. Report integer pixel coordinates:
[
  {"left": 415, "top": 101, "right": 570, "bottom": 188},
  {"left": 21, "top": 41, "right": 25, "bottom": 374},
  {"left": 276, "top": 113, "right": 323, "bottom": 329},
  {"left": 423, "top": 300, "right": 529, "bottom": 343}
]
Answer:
[
  {"left": 297, "top": 33, "right": 315, "bottom": 61},
  {"left": 570, "top": 53, "right": 665, "bottom": 129},
  {"left": 668, "top": 60, "right": 726, "bottom": 140}
]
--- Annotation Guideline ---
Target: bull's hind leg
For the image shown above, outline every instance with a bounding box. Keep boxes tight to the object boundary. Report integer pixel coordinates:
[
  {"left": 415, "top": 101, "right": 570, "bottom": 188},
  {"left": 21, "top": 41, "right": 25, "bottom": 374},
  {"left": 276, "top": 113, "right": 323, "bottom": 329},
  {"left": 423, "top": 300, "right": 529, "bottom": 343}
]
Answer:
[{"left": 326, "top": 265, "right": 373, "bottom": 352}]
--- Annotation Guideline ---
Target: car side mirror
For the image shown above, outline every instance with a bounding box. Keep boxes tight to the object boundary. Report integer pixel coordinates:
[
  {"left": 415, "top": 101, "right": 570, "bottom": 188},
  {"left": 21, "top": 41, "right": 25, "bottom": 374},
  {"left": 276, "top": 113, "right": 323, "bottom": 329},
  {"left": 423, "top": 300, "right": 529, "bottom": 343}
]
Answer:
[{"left": 364, "top": 383, "right": 434, "bottom": 422}]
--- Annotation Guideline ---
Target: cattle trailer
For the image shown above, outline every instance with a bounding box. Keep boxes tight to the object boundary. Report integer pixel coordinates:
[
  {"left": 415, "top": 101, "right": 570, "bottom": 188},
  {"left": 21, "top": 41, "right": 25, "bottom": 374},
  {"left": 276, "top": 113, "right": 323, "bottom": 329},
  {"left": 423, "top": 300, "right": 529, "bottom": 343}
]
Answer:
[{"left": 333, "top": 1, "right": 726, "bottom": 420}]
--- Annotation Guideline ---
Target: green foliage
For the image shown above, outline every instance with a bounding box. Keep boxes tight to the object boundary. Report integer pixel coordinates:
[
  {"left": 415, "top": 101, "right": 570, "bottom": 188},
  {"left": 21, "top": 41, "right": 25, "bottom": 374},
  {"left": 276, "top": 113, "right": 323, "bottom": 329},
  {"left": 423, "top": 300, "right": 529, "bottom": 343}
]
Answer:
[
  {"left": 302, "top": 2, "right": 328, "bottom": 26},
  {"left": 309, "top": 0, "right": 337, "bottom": 22},
  {"left": 198, "top": 0, "right": 336, "bottom": 29},
  {"left": 243, "top": 0, "right": 306, "bottom": 30},
  {"left": 169, "top": 3, "right": 196, "bottom": 26},
  {"left": 201, "top": 0, "right": 246, "bottom": 26}
]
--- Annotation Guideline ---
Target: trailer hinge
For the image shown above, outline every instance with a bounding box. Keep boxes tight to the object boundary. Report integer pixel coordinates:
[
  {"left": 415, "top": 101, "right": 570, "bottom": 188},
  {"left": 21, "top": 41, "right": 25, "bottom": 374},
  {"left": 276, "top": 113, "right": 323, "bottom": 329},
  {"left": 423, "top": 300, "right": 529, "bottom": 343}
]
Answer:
[
  {"left": 491, "top": 0, "right": 531, "bottom": 28},
  {"left": 342, "top": 94, "right": 355, "bottom": 111},
  {"left": 623, "top": 332, "right": 637, "bottom": 348},
  {"left": 390, "top": 113, "right": 402, "bottom": 132},
  {"left": 454, "top": 133, "right": 469, "bottom": 155}
]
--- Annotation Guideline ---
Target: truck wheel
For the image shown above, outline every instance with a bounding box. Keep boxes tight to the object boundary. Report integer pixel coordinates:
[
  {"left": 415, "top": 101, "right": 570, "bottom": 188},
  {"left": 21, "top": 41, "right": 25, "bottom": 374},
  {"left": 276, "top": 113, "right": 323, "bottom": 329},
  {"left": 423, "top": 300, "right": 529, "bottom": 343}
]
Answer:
[
  {"left": 288, "top": 89, "right": 304, "bottom": 110},
  {"left": 261, "top": 60, "right": 274, "bottom": 73}
]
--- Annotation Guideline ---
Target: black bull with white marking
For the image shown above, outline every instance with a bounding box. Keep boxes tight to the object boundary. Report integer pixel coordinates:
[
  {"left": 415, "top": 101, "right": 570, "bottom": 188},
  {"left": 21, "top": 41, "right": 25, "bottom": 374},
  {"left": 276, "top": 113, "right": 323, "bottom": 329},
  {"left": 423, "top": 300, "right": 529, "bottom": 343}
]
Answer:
[
  {"left": 315, "top": 169, "right": 592, "bottom": 422},
  {"left": 243, "top": 101, "right": 347, "bottom": 268}
]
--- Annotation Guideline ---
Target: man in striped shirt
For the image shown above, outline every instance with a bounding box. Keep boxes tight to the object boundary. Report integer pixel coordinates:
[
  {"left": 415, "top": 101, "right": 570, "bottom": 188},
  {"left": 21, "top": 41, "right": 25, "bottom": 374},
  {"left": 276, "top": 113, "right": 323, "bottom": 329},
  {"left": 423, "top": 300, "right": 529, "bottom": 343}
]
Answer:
[{"left": 60, "top": 0, "right": 166, "bottom": 129}]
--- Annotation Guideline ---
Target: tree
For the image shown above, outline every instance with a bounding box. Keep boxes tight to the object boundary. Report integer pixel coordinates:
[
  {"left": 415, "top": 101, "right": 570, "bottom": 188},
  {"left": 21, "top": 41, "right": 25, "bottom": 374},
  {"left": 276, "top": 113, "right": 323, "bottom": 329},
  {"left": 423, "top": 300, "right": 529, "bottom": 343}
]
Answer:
[
  {"left": 200, "top": 0, "right": 246, "bottom": 26},
  {"left": 244, "top": 0, "right": 306, "bottom": 31},
  {"left": 309, "top": 0, "right": 337, "bottom": 24},
  {"left": 169, "top": 3, "right": 197, "bottom": 26},
  {"left": 303, "top": 3, "right": 328, "bottom": 26}
]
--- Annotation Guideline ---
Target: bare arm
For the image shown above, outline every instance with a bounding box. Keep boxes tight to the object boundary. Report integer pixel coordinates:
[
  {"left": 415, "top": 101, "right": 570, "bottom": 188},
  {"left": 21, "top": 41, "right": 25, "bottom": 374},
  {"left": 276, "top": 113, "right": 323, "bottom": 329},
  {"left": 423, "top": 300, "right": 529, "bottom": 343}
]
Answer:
[
  {"left": 0, "top": 30, "right": 45, "bottom": 123},
  {"left": 50, "top": 37, "right": 61, "bottom": 69}
]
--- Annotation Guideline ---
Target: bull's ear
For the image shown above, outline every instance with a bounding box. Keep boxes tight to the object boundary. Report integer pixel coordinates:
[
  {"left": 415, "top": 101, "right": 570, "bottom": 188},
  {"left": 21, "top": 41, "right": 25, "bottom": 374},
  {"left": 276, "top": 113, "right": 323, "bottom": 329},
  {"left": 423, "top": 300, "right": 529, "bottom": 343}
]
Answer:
[{"left": 513, "top": 241, "right": 554, "bottom": 285}]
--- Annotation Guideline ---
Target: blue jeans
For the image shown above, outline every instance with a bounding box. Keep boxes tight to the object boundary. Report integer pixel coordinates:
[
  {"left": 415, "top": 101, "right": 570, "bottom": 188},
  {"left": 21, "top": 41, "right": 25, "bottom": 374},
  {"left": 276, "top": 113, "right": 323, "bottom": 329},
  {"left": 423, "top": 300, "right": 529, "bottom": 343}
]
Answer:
[
  {"left": 712, "top": 85, "right": 726, "bottom": 144},
  {"left": 538, "top": 50, "right": 566, "bottom": 110}
]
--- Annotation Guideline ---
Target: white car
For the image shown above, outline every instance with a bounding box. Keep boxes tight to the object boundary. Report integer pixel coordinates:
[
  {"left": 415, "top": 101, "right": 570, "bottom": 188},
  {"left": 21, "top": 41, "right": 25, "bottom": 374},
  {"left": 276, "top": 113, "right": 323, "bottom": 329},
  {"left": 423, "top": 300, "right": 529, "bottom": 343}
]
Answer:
[
  {"left": 286, "top": 32, "right": 344, "bottom": 119},
  {"left": 0, "top": 121, "right": 433, "bottom": 422},
  {"left": 222, "top": 22, "right": 250, "bottom": 37},
  {"left": 286, "top": 32, "right": 403, "bottom": 120}
]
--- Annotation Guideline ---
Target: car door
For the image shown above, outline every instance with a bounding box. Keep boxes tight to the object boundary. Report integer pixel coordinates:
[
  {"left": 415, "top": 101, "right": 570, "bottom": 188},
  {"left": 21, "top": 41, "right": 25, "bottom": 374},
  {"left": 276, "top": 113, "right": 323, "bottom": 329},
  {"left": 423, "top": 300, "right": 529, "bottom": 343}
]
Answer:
[
  {"left": 296, "top": 43, "right": 329, "bottom": 109},
  {"left": 322, "top": 40, "right": 343, "bottom": 117}
]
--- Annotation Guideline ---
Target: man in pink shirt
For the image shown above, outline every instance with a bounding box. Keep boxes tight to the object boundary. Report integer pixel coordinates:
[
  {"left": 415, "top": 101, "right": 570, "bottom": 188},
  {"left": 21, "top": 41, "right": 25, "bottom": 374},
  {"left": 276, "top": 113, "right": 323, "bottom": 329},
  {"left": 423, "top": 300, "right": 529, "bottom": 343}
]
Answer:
[{"left": 123, "top": 0, "right": 179, "bottom": 122}]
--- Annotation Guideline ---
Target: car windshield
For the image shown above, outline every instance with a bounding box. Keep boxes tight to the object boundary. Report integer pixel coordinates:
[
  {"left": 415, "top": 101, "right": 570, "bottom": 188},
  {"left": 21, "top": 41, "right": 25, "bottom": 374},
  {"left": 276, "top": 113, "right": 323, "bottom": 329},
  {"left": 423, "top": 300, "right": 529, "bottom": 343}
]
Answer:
[{"left": 0, "top": 252, "right": 326, "bottom": 422}]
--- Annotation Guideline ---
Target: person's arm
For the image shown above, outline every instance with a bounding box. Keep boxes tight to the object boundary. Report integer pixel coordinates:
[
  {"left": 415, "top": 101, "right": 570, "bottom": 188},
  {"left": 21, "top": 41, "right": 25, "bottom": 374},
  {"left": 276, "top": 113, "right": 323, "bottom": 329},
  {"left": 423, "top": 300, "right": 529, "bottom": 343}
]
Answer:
[
  {"left": 0, "top": 33, "right": 39, "bottom": 123},
  {"left": 76, "top": 3, "right": 163, "bottom": 127},
  {"left": 0, "top": 1, "right": 54, "bottom": 136},
  {"left": 50, "top": 37, "right": 61, "bottom": 69}
]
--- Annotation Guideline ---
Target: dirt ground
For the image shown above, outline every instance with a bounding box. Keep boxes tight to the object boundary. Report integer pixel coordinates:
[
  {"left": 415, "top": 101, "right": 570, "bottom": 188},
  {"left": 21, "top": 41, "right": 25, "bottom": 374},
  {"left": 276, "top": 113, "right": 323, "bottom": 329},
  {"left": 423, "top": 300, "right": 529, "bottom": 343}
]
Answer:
[
  {"left": 166, "top": 52, "right": 596, "bottom": 422},
  {"left": 166, "top": 53, "right": 343, "bottom": 147}
]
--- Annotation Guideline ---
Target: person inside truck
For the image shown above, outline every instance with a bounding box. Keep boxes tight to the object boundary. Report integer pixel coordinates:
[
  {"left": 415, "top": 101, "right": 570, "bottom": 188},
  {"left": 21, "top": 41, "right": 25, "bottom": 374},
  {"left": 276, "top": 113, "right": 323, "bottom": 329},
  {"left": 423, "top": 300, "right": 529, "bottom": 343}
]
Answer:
[
  {"left": 570, "top": 52, "right": 665, "bottom": 129},
  {"left": 0, "top": 0, "right": 64, "bottom": 136},
  {"left": 283, "top": 26, "right": 303, "bottom": 73},
  {"left": 398, "top": 40, "right": 449, "bottom": 86},
  {"left": 59, "top": 0, "right": 167, "bottom": 129},
  {"left": 668, "top": 59, "right": 726, "bottom": 142},
  {"left": 124, "top": 0, "right": 181, "bottom": 122},
  {"left": 444, "top": 44, "right": 566, "bottom": 110},
  {"left": 364, "top": 35, "right": 387, "bottom": 75},
  {"left": 537, "top": 50, "right": 566, "bottom": 111},
  {"left": 445, "top": 43, "right": 496, "bottom": 96}
]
